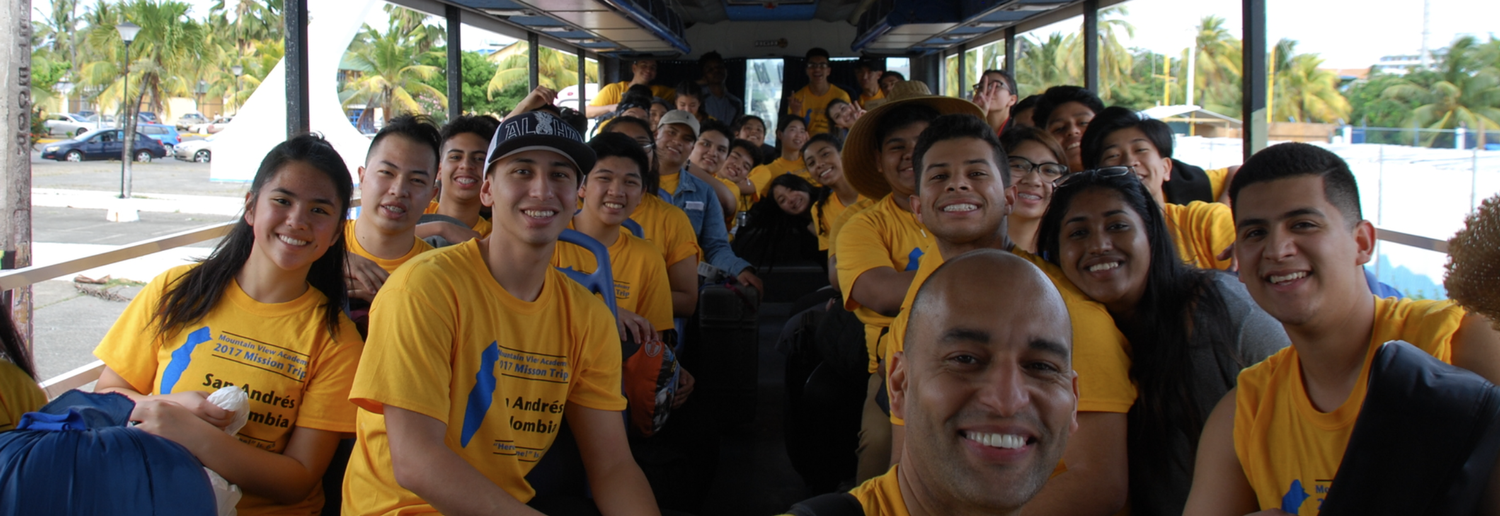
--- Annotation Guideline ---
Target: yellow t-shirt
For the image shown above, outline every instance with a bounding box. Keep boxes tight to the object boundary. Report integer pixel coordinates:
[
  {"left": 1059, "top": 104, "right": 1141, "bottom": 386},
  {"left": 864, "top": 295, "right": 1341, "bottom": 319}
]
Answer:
[
  {"left": 553, "top": 226, "right": 675, "bottom": 331},
  {"left": 885, "top": 246, "right": 1137, "bottom": 425},
  {"left": 660, "top": 172, "right": 681, "bottom": 199},
  {"left": 0, "top": 360, "right": 45, "bottom": 433},
  {"left": 789, "top": 84, "right": 853, "bottom": 136},
  {"left": 749, "top": 156, "right": 818, "bottom": 197},
  {"left": 857, "top": 90, "right": 885, "bottom": 109},
  {"left": 811, "top": 193, "right": 866, "bottom": 251},
  {"left": 589, "top": 81, "right": 675, "bottom": 106},
  {"left": 424, "top": 199, "right": 440, "bottom": 214},
  {"left": 344, "top": 223, "right": 434, "bottom": 274},
  {"left": 835, "top": 194, "right": 935, "bottom": 373},
  {"left": 93, "top": 264, "right": 363, "bottom": 516},
  {"left": 1233, "top": 296, "right": 1464, "bottom": 515},
  {"left": 1206, "top": 167, "right": 1231, "bottom": 201},
  {"left": 717, "top": 175, "right": 754, "bottom": 223},
  {"left": 1163, "top": 201, "right": 1235, "bottom": 270},
  {"left": 472, "top": 215, "right": 493, "bottom": 238},
  {"left": 849, "top": 464, "right": 909, "bottom": 516},
  {"left": 343, "top": 240, "right": 626, "bottom": 515},
  {"left": 632, "top": 196, "right": 701, "bottom": 266},
  {"left": 827, "top": 197, "right": 877, "bottom": 258}
]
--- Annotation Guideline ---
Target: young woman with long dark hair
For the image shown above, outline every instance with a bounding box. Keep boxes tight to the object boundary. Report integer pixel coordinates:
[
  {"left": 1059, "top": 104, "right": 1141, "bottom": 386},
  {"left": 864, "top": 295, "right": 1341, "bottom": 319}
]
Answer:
[
  {"left": 1037, "top": 169, "right": 1288, "bottom": 516},
  {"left": 92, "top": 133, "right": 363, "bottom": 515}
]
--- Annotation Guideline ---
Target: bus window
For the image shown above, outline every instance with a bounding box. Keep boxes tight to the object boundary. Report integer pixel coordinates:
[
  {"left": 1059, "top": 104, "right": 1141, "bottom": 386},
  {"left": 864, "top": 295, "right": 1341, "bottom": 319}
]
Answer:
[{"left": 746, "top": 59, "right": 783, "bottom": 147}]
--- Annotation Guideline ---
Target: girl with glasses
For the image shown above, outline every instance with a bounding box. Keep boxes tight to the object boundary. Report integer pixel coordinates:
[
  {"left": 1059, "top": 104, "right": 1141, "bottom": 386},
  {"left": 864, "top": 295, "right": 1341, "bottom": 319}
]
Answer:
[{"left": 999, "top": 126, "right": 1070, "bottom": 253}]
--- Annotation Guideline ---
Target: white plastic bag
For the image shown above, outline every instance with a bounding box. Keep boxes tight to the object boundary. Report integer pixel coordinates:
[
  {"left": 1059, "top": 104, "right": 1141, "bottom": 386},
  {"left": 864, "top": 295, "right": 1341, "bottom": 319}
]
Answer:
[{"left": 204, "top": 386, "right": 247, "bottom": 516}]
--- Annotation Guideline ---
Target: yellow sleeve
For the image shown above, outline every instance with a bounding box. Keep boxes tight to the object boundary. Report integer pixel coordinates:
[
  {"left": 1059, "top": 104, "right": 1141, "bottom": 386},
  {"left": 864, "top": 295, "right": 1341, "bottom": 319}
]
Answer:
[
  {"left": 1205, "top": 167, "right": 1231, "bottom": 201},
  {"left": 351, "top": 278, "right": 455, "bottom": 421},
  {"left": 1193, "top": 201, "right": 1237, "bottom": 270},
  {"left": 1067, "top": 298, "right": 1137, "bottom": 413},
  {"left": 652, "top": 85, "right": 677, "bottom": 102},
  {"left": 294, "top": 318, "right": 364, "bottom": 433},
  {"left": 826, "top": 199, "right": 872, "bottom": 258},
  {"left": 565, "top": 290, "right": 628, "bottom": 411},
  {"left": 812, "top": 202, "right": 829, "bottom": 251},
  {"left": 636, "top": 240, "right": 677, "bottom": 331},
  {"left": 590, "top": 82, "right": 623, "bottom": 107},
  {"left": 664, "top": 207, "right": 701, "bottom": 266},
  {"left": 93, "top": 267, "right": 179, "bottom": 394},
  {"left": 835, "top": 212, "right": 891, "bottom": 311},
  {"left": 835, "top": 88, "right": 852, "bottom": 103},
  {"left": 0, "top": 360, "right": 45, "bottom": 432},
  {"left": 749, "top": 165, "right": 773, "bottom": 198}
]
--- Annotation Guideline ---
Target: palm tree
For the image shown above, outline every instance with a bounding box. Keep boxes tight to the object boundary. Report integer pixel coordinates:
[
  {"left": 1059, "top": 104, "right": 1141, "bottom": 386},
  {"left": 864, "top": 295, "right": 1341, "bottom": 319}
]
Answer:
[
  {"left": 79, "top": 0, "right": 204, "bottom": 120},
  {"left": 1382, "top": 35, "right": 1500, "bottom": 146},
  {"left": 1014, "top": 33, "right": 1078, "bottom": 95},
  {"left": 383, "top": 4, "right": 444, "bottom": 54},
  {"left": 340, "top": 24, "right": 447, "bottom": 124},
  {"left": 210, "top": 0, "right": 281, "bottom": 53},
  {"left": 34, "top": 0, "right": 81, "bottom": 72},
  {"left": 1179, "top": 15, "right": 1243, "bottom": 117},
  {"left": 1269, "top": 40, "right": 1351, "bottom": 123},
  {"left": 486, "top": 41, "right": 598, "bottom": 99}
]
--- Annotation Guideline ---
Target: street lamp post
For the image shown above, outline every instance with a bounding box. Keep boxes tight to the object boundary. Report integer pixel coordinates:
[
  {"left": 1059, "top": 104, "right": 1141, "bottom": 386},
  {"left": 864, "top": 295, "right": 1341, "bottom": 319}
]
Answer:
[
  {"left": 195, "top": 80, "right": 207, "bottom": 117},
  {"left": 231, "top": 65, "right": 243, "bottom": 116},
  {"left": 116, "top": 22, "right": 140, "bottom": 199}
]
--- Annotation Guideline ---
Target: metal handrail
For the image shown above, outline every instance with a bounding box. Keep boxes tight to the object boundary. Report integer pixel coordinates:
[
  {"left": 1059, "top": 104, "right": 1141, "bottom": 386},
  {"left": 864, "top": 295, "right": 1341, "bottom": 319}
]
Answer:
[
  {"left": 0, "top": 221, "right": 236, "bottom": 291},
  {"left": 1376, "top": 228, "right": 1449, "bottom": 254}
]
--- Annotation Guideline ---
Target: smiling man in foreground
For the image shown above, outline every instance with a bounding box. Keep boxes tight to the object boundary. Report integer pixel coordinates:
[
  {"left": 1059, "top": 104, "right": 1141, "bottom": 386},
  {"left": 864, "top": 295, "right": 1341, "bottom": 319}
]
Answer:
[{"left": 789, "top": 249, "right": 1078, "bottom": 516}]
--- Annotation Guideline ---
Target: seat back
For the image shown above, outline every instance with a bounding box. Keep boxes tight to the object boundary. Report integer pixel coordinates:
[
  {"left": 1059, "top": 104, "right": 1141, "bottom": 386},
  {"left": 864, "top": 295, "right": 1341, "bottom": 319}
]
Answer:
[
  {"left": 1321, "top": 340, "right": 1500, "bottom": 515},
  {"left": 556, "top": 229, "right": 620, "bottom": 321}
]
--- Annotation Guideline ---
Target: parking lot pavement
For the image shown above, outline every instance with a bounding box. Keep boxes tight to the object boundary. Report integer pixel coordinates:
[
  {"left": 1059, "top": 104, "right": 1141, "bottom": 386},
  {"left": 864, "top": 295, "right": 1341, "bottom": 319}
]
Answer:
[
  {"left": 30, "top": 280, "right": 142, "bottom": 381},
  {"left": 30, "top": 149, "right": 248, "bottom": 197},
  {"left": 34, "top": 205, "right": 230, "bottom": 247}
]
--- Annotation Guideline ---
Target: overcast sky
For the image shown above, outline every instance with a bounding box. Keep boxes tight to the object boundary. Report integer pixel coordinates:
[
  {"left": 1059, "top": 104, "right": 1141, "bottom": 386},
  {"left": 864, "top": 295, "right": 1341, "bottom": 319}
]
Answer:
[{"left": 35, "top": 0, "right": 1500, "bottom": 69}]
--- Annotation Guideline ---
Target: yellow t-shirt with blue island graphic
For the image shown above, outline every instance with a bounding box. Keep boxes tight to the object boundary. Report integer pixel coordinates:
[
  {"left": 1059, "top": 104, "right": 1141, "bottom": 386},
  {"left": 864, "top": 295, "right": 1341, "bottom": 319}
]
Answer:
[
  {"left": 92, "top": 264, "right": 364, "bottom": 516},
  {"left": 788, "top": 84, "right": 852, "bottom": 136},
  {"left": 835, "top": 194, "right": 935, "bottom": 373},
  {"left": 1233, "top": 296, "right": 1465, "bottom": 515},
  {"left": 343, "top": 239, "right": 625, "bottom": 515},
  {"left": 553, "top": 225, "right": 675, "bottom": 331}
]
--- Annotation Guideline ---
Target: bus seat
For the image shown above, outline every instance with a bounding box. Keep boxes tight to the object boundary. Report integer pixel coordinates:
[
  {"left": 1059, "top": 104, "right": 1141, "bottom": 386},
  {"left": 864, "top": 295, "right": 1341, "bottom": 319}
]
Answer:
[
  {"left": 557, "top": 229, "right": 620, "bottom": 321},
  {"left": 623, "top": 218, "right": 644, "bottom": 238}
]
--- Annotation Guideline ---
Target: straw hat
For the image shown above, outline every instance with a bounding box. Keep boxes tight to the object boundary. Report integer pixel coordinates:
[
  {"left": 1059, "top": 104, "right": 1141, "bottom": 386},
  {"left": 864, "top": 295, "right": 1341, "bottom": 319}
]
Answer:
[{"left": 842, "top": 81, "right": 983, "bottom": 200}]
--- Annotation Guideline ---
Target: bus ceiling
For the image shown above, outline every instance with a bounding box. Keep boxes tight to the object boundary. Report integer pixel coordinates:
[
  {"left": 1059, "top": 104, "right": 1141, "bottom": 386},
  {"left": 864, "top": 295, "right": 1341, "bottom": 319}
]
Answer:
[{"left": 426, "top": 0, "right": 1126, "bottom": 60}]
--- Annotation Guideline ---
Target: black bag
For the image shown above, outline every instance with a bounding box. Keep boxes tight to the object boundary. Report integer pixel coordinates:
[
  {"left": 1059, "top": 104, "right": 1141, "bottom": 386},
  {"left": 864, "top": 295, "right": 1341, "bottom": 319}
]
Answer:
[
  {"left": 1162, "top": 158, "right": 1215, "bottom": 205},
  {"left": 696, "top": 283, "right": 760, "bottom": 431},
  {"left": 1320, "top": 340, "right": 1500, "bottom": 516},
  {"left": 732, "top": 199, "right": 821, "bottom": 269},
  {"left": 816, "top": 299, "right": 873, "bottom": 382}
]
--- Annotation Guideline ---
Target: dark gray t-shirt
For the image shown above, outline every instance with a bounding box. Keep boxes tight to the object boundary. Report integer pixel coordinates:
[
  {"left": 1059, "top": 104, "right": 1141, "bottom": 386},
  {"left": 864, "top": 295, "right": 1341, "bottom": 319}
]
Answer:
[{"left": 1129, "top": 271, "right": 1290, "bottom": 516}]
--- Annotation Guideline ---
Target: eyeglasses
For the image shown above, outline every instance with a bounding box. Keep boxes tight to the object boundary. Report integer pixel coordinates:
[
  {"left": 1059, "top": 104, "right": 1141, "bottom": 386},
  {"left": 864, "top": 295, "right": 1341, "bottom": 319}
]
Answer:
[
  {"left": 1007, "top": 157, "right": 1069, "bottom": 182},
  {"left": 1054, "top": 166, "right": 1134, "bottom": 188},
  {"left": 806, "top": 62, "right": 830, "bottom": 69}
]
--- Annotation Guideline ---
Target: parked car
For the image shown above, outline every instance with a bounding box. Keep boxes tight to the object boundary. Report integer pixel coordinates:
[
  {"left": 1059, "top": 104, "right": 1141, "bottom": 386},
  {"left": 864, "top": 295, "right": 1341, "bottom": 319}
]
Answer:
[
  {"left": 137, "top": 112, "right": 159, "bottom": 123},
  {"left": 44, "top": 113, "right": 100, "bottom": 137},
  {"left": 173, "top": 135, "right": 214, "bottom": 163},
  {"left": 189, "top": 116, "right": 233, "bottom": 134},
  {"left": 39, "top": 129, "right": 167, "bottom": 163},
  {"left": 136, "top": 123, "right": 181, "bottom": 149},
  {"left": 175, "top": 113, "right": 207, "bottom": 131}
]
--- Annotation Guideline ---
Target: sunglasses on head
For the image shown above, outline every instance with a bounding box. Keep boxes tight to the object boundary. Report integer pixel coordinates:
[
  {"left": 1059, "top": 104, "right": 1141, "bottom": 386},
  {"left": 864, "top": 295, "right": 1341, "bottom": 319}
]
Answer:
[{"left": 1053, "top": 165, "right": 1135, "bottom": 188}]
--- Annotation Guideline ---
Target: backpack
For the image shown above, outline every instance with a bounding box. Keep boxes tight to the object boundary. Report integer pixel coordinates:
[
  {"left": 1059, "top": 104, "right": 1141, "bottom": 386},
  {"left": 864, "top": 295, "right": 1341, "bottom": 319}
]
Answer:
[
  {"left": 622, "top": 329, "right": 680, "bottom": 438},
  {"left": 786, "top": 492, "right": 864, "bottom": 516},
  {"left": 816, "top": 299, "right": 874, "bottom": 381}
]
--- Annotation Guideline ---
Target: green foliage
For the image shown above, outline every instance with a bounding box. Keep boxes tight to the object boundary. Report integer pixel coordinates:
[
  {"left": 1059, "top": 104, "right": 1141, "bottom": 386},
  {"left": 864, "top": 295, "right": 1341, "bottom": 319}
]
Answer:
[
  {"left": 1346, "top": 72, "right": 1416, "bottom": 144},
  {"left": 339, "top": 23, "right": 447, "bottom": 123},
  {"left": 418, "top": 51, "right": 517, "bottom": 120},
  {"left": 1379, "top": 36, "right": 1500, "bottom": 147}
]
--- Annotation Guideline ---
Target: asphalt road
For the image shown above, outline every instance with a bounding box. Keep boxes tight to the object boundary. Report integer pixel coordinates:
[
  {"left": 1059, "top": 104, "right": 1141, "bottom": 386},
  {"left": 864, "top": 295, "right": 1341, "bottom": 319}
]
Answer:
[{"left": 30, "top": 147, "right": 248, "bottom": 197}]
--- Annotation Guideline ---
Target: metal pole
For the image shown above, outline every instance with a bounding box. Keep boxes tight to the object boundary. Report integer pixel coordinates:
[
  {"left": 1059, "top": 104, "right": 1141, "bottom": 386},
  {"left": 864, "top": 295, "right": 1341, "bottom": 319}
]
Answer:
[
  {"left": 957, "top": 43, "right": 967, "bottom": 98},
  {"left": 528, "top": 32, "right": 540, "bottom": 92},
  {"left": 1083, "top": 0, "right": 1099, "bottom": 93},
  {"left": 446, "top": 5, "right": 462, "bottom": 121},
  {"left": 577, "top": 50, "right": 587, "bottom": 108},
  {"left": 1376, "top": 144, "right": 1384, "bottom": 282},
  {"left": 120, "top": 40, "right": 131, "bottom": 198},
  {"left": 1473, "top": 121, "right": 1481, "bottom": 212},
  {"left": 1241, "top": 0, "right": 1268, "bottom": 160},
  {"left": 1003, "top": 28, "right": 1016, "bottom": 77},
  {"left": 285, "top": 0, "right": 310, "bottom": 137},
  {"left": 3, "top": 0, "right": 35, "bottom": 351}
]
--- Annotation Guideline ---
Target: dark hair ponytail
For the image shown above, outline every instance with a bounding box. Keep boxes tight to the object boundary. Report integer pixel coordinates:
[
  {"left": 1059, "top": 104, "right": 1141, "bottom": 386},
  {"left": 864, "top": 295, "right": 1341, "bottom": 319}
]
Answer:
[
  {"left": 153, "top": 134, "right": 354, "bottom": 340},
  {"left": 1, "top": 309, "right": 35, "bottom": 380}
]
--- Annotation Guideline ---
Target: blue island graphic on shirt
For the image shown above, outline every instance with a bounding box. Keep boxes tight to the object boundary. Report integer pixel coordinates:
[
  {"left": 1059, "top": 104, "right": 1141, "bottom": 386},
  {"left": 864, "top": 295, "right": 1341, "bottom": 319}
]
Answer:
[
  {"left": 460, "top": 341, "right": 573, "bottom": 448},
  {"left": 904, "top": 247, "right": 924, "bottom": 272},
  {"left": 1282, "top": 479, "right": 1310, "bottom": 513}
]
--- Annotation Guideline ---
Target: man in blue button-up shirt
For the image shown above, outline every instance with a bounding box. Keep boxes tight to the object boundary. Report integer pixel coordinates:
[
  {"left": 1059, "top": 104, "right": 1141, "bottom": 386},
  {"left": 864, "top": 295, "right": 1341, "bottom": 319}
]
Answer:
[{"left": 654, "top": 110, "right": 763, "bottom": 293}]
